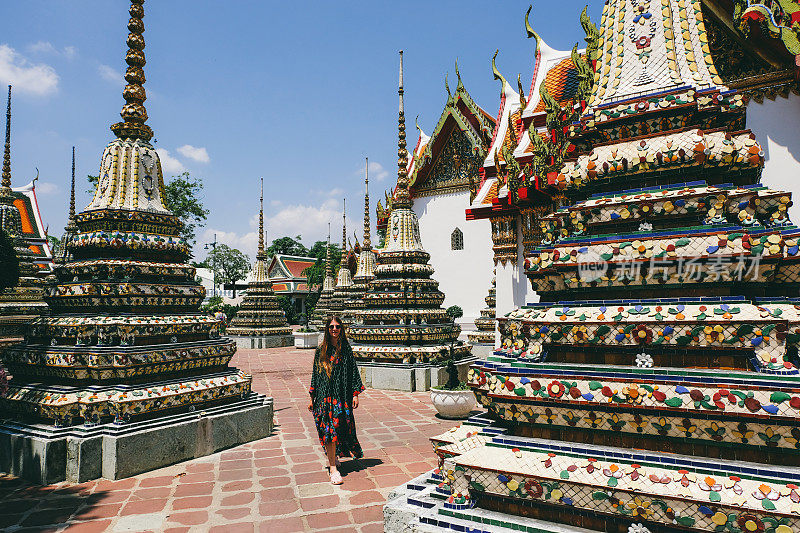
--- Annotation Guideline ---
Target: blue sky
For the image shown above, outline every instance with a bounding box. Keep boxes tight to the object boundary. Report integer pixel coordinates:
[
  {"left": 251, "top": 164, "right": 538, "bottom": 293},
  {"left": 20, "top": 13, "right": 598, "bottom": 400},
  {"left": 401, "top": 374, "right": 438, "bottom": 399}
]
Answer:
[{"left": 2, "top": 0, "right": 599, "bottom": 260}]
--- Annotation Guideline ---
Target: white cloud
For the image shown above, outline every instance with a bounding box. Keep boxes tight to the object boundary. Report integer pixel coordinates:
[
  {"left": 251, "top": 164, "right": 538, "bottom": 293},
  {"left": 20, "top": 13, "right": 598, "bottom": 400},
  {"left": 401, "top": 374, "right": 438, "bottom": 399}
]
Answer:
[
  {"left": 36, "top": 181, "right": 59, "bottom": 195},
  {"left": 368, "top": 161, "right": 390, "bottom": 181},
  {"left": 0, "top": 44, "right": 59, "bottom": 97},
  {"left": 267, "top": 198, "right": 341, "bottom": 245},
  {"left": 155, "top": 148, "right": 186, "bottom": 175},
  {"left": 27, "top": 41, "right": 76, "bottom": 60},
  {"left": 199, "top": 228, "right": 258, "bottom": 259},
  {"left": 97, "top": 64, "right": 124, "bottom": 86},
  {"left": 177, "top": 144, "right": 210, "bottom": 164},
  {"left": 196, "top": 199, "right": 342, "bottom": 259}
]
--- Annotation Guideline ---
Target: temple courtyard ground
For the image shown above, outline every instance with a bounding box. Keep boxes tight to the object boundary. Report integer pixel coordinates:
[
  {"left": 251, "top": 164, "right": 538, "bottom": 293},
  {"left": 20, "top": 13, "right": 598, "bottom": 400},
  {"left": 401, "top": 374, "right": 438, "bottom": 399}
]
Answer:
[{"left": 0, "top": 346, "right": 458, "bottom": 532}]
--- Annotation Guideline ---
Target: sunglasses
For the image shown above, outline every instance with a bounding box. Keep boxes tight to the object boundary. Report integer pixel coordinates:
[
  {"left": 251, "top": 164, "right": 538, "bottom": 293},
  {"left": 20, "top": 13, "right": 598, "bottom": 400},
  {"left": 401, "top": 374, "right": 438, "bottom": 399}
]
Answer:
[{"left": 328, "top": 325, "right": 341, "bottom": 330}]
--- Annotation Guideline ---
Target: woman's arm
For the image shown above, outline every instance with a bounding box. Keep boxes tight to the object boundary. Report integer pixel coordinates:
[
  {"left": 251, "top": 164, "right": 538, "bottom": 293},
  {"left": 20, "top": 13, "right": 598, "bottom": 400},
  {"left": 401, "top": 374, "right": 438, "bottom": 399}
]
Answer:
[
  {"left": 346, "top": 343, "right": 365, "bottom": 397},
  {"left": 308, "top": 349, "right": 319, "bottom": 411}
]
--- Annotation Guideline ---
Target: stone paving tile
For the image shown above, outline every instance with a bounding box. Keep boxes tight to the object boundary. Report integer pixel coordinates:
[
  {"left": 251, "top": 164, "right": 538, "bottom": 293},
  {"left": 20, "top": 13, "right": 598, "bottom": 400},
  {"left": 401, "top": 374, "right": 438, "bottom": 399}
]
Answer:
[{"left": 0, "top": 345, "right": 457, "bottom": 531}]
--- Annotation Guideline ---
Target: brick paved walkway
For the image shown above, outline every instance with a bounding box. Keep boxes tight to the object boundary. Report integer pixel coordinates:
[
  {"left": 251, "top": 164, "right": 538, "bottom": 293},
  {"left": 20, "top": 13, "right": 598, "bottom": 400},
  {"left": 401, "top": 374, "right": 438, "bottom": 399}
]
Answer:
[{"left": 0, "top": 346, "right": 456, "bottom": 532}]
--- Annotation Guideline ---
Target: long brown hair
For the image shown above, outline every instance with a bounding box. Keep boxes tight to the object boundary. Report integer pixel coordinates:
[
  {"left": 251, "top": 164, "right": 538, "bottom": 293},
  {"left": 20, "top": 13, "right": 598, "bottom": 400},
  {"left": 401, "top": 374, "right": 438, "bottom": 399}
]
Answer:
[{"left": 318, "top": 315, "right": 346, "bottom": 376}]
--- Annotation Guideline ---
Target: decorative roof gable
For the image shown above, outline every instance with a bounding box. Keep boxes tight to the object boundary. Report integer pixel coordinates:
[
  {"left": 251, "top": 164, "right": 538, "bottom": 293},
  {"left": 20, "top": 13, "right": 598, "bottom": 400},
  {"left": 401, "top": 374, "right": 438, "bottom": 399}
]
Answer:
[{"left": 408, "top": 67, "right": 495, "bottom": 195}]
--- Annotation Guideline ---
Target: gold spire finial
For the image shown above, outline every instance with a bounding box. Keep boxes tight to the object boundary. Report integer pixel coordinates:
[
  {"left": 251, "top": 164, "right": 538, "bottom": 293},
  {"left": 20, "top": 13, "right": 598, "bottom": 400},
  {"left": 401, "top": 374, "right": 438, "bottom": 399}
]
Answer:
[
  {"left": 363, "top": 157, "right": 371, "bottom": 250},
  {"left": 110, "top": 0, "right": 153, "bottom": 141},
  {"left": 394, "top": 50, "right": 411, "bottom": 209},
  {"left": 66, "top": 146, "right": 77, "bottom": 231},
  {"left": 257, "top": 177, "right": 266, "bottom": 259},
  {"left": 525, "top": 5, "right": 544, "bottom": 47},
  {"left": 341, "top": 198, "right": 346, "bottom": 252},
  {"left": 1, "top": 85, "right": 12, "bottom": 200},
  {"left": 325, "top": 223, "right": 332, "bottom": 279}
]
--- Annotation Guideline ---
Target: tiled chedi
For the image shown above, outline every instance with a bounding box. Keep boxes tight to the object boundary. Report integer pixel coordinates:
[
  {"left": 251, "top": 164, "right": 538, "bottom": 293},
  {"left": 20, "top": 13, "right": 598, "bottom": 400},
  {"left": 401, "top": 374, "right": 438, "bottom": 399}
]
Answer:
[
  {"left": 226, "top": 179, "right": 291, "bottom": 338},
  {"left": 0, "top": 0, "right": 252, "bottom": 428},
  {"left": 348, "top": 52, "right": 470, "bottom": 364},
  {"left": 310, "top": 229, "right": 335, "bottom": 329},
  {"left": 406, "top": 1, "right": 800, "bottom": 532},
  {"left": 468, "top": 275, "right": 496, "bottom": 346},
  {"left": 331, "top": 199, "right": 354, "bottom": 318},
  {"left": 0, "top": 86, "right": 47, "bottom": 342},
  {"left": 345, "top": 162, "right": 377, "bottom": 326}
]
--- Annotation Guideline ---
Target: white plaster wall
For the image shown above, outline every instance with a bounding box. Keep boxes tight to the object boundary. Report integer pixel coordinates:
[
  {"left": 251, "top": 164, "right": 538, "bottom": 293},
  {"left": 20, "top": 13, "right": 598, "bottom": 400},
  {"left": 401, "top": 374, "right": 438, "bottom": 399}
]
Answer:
[
  {"left": 494, "top": 222, "right": 539, "bottom": 348},
  {"left": 746, "top": 93, "right": 800, "bottom": 223},
  {"left": 413, "top": 190, "right": 493, "bottom": 328}
]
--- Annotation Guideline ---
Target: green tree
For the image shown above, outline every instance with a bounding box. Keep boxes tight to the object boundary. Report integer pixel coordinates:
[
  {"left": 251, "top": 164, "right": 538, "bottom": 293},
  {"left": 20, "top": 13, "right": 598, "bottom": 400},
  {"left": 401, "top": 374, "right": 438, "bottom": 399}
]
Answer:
[
  {"left": 199, "top": 244, "right": 250, "bottom": 297},
  {"left": 47, "top": 235, "right": 61, "bottom": 259},
  {"left": 0, "top": 229, "right": 19, "bottom": 291},
  {"left": 87, "top": 171, "right": 209, "bottom": 252},
  {"left": 267, "top": 236, "right": 308, "bottom": 257},
  {"left": 276, "top": 295, "right": 297, "bottom": 325},
  {"left": 302, "top": 242, "right": 341, "bottom": 290}
]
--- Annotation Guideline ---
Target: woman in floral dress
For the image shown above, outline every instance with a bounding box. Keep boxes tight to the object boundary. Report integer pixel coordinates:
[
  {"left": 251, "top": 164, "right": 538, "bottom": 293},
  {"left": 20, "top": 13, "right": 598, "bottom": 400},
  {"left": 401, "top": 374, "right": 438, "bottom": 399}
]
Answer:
[{"left": 307, "top": 315, "right": 364, "bottom": 484}]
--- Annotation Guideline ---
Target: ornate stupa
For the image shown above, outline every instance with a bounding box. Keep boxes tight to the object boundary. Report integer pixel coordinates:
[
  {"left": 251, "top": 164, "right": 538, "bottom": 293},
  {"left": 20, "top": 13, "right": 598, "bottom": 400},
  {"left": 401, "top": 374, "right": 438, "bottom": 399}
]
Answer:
[
  {"left": 467, "top": 272, "right": 495, "bottom": 346},
  {"left": 348, "top": 51, "right": 470, "bottom": 365},
  {"left": 0, "top": 0, "right": 272, "bottom": 484},
  {"left": 389, "top": 2, "right": 800, "bottom": 531},
  {"left": 0, "top": 85, "right": 47, "bottom": 343},
  {"left": 345, "top": 158, "right": 377, "bottom": 324},
  {"left": 226, "top": 178, "right": 292, "bottom": 347},
  {"left": 310, "top": 226, "right": 335, "bottom": 329},
  {"left": 331, "top": 199, "right": 352, "bottom": 316},
  {"left": 54, "top": 147, "right": 78, "bottom": 265}
]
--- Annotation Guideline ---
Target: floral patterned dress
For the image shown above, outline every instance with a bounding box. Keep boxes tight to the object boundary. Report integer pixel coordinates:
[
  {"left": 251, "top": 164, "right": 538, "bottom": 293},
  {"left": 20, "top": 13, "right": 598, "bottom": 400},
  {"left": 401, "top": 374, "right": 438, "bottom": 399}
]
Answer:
[{"left": 309, "top": 341, "right": 365, "bottom": 458}]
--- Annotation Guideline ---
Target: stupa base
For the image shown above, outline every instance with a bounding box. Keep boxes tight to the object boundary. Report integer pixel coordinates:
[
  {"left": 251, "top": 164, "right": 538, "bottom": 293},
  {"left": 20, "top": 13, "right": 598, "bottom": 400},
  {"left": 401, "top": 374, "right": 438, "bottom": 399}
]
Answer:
[
  {"left": 384, "top": 471, "right": 594, "bottom": 533},
  {"left": 229, "top": 334, "right": 294, "bottom": 350},
  {"left": 357, "top": 355, "right": 477, "bottom": 392},
  {"left": 0, "top": 392, "right": 273, "bottom": 484}
]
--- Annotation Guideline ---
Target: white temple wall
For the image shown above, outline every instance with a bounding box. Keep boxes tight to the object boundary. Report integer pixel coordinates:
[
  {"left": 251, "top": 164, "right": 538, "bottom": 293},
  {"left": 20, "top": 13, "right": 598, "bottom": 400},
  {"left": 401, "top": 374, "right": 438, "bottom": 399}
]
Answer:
[
  {"left": 494, "top": 219, "right": 539, "bottom": 348},
  {"left": 746, "top": 93, "right": 800, "bottom": 223},
  {"left": 412, "top": 190, "right": 493, "bottom": 328}
]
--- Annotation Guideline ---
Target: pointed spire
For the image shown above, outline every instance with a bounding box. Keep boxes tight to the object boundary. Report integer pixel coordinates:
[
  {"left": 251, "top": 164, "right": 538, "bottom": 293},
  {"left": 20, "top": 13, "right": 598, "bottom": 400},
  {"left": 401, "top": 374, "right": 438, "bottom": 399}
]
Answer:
[
  {"left": 363, "top": 157, "right": 371, "bottom": 250},
  {"left": 65, "top": 146, "right": 77, "bottom": 231},
  {"left": 110, "top": 0, "right": 153, "bottom": 141},
  {"left": 341, "top": 198, "right": 347, "bottom": 252},
  {"left": 394, "top": 50, "right": 411, "bottom": 209},
  {"left": 325, "top": 223, "right": 332, "bottom": 279},
  {"left": 1, "top": 85, "right": 12, "bottom": 200},
  {"left": 257, "top": 177, "right": 266, "bottom": 260}
]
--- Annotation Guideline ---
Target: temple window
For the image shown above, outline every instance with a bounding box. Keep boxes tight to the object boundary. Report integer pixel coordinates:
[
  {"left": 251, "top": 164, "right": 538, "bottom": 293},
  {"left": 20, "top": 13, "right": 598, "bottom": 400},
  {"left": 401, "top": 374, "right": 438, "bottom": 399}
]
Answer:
[{"left": 451, "top": 228, "right": 464, "bottom": 251}]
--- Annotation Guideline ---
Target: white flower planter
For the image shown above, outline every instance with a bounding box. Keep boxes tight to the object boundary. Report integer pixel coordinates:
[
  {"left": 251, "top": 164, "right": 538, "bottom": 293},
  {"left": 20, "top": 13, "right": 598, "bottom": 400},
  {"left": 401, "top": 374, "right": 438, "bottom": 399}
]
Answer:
[
  {"left": 293, "top": 332, "right": 320, "bottom": 349},
  {"left": 430, "top": 389, "right": 477, "bottom": 419}
]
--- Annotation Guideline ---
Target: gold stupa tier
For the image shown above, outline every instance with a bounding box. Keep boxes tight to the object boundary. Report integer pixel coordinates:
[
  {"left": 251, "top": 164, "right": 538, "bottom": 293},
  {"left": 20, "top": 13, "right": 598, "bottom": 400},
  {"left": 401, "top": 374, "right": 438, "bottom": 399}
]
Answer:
[
  {"left": 4, "top": 368, "right": 249, "bottom": 426},
  {"left": 84, "top": 138, "right": 170, "bottom": 215}
]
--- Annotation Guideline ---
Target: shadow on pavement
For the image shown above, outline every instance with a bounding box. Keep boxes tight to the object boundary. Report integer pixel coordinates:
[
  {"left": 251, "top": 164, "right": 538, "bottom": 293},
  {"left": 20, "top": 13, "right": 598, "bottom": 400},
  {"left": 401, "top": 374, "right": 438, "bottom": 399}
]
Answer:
[
  {"left": 0, "top": 473, "right": 110, "bottom": 530},
  {"left": 339, "top": 457, "right": 382, "bottom": 475}
]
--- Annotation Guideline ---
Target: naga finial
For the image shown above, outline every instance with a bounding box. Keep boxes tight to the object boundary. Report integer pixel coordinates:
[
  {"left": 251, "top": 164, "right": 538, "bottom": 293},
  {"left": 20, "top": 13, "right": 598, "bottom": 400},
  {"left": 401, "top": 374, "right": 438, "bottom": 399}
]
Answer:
[
  {"left": 517, "top": 73, "right": 527, "bottom": 109},
  {"left": 492, "top": 50, "right": 505, "bottom": 84},
  {"left": 525, "top": 5, "right": 544, "bottom": 46}
]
